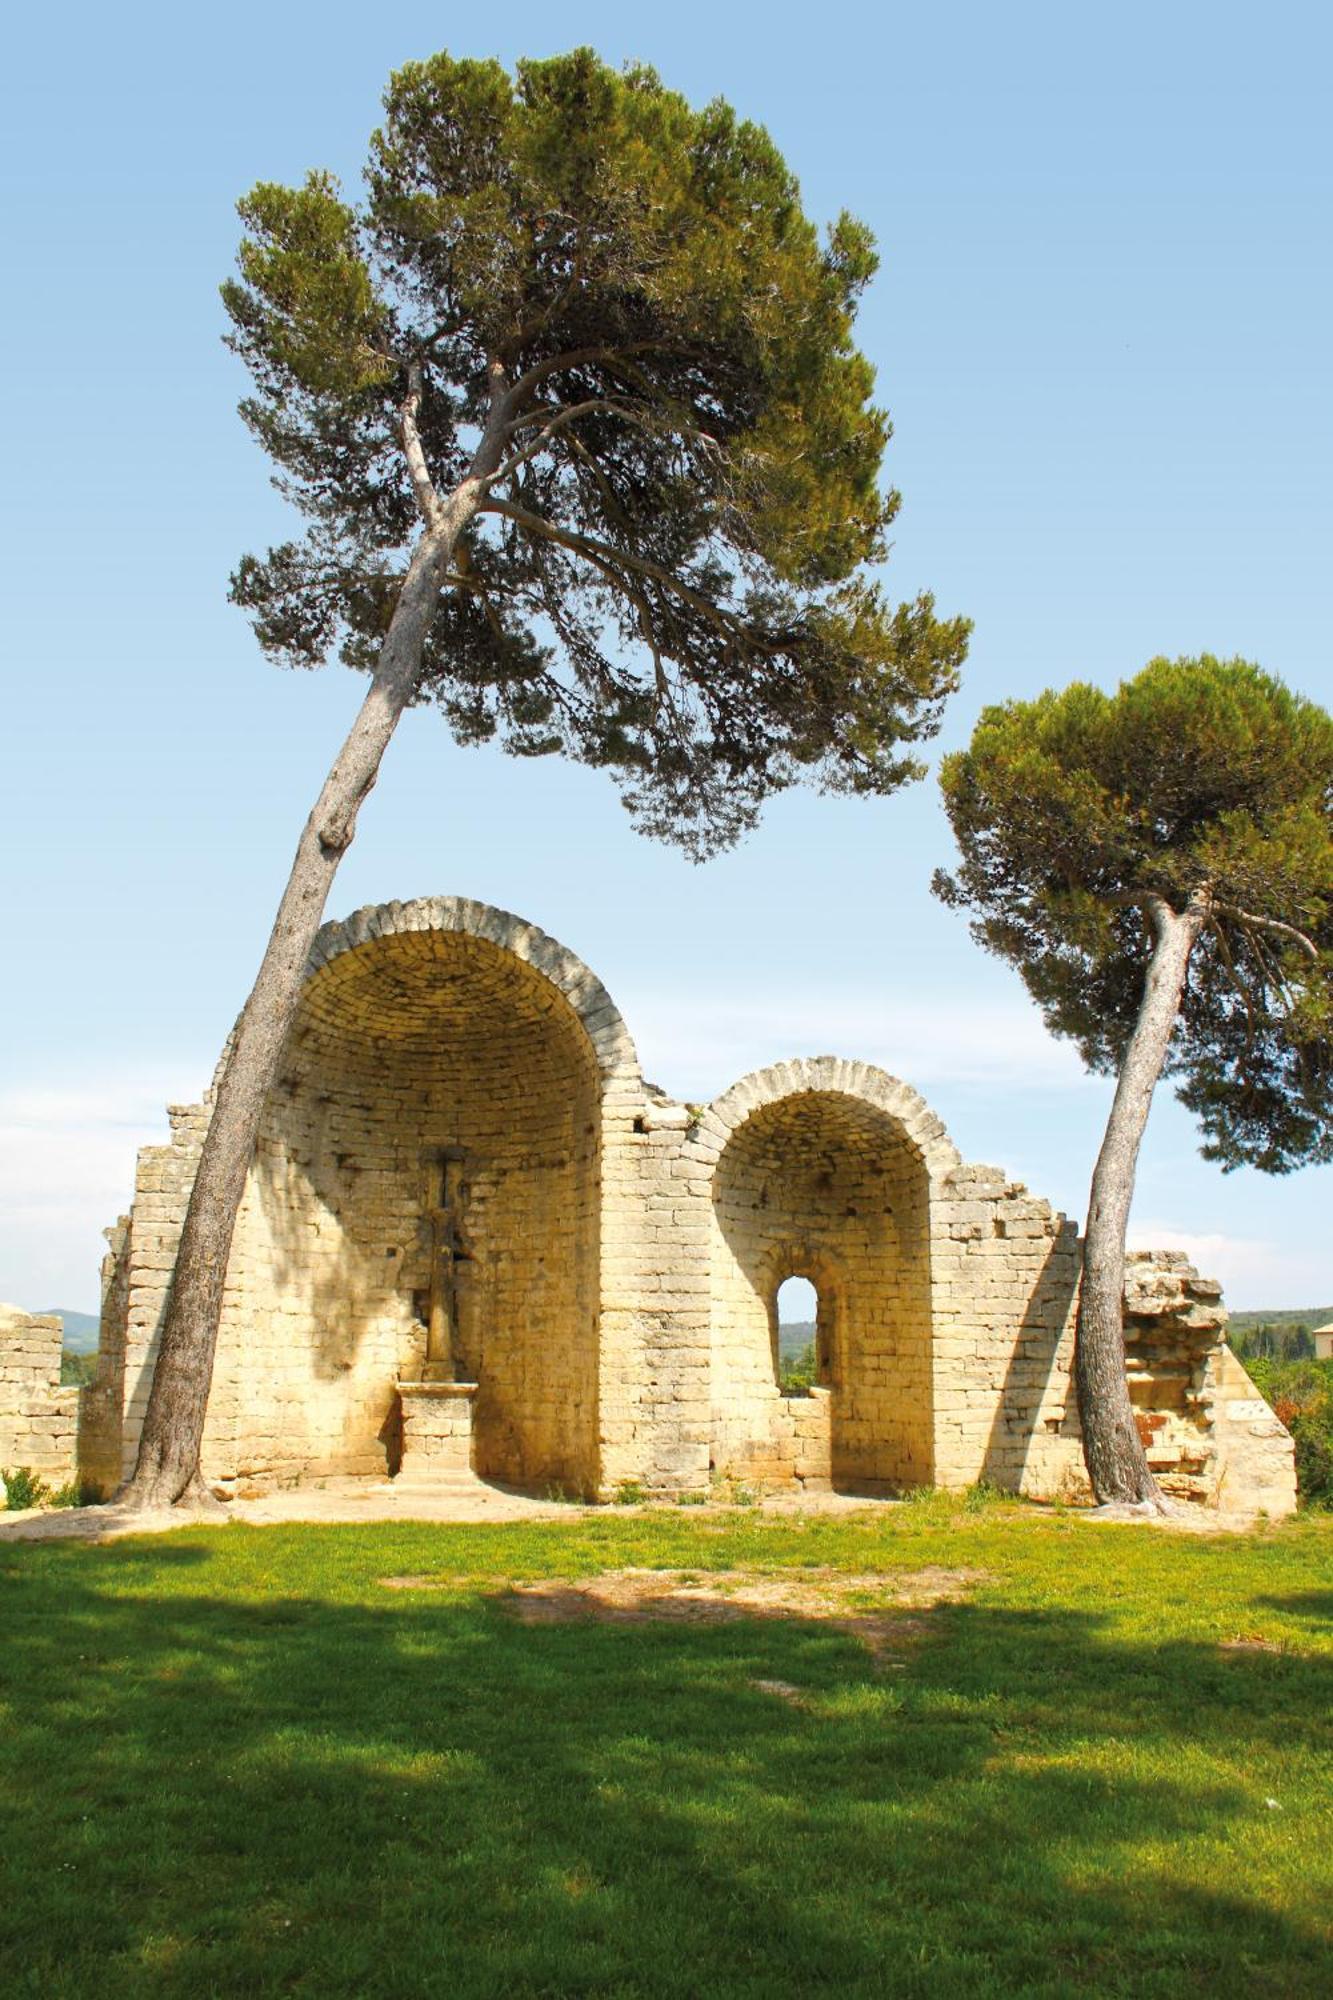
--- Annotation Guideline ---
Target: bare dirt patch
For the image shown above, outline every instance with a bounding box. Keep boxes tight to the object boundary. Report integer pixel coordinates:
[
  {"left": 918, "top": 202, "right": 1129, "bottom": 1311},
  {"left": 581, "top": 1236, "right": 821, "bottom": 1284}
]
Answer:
[
  {"left": 1219, "top": 1633, "right": 1284, "bottom": 1655},
  {"left": 463, "top": 1565, "right": 988, "bottom": 1664},
  {"left": 750, "top": 1677, "right": 809, "bottom": 1706}
]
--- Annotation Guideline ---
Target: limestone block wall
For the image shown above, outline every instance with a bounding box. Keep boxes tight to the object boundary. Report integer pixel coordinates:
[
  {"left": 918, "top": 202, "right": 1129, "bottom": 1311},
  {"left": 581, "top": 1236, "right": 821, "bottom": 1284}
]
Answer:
[
  {"left": 227, "top": 929, "right": 601, "bottom": 1491},
  {"left": 928, "top": 1164, "right": 1084, "bottom": 1494},
  {"left": 1120, "top": 1255, "right": 1297, "bottom": 1516},
  {"left": 101, "top": 900, "right": 646, "bottom": 1496},
  {"left": 76, "top": 1220, "right": 130, "bottom": 1496},
  {"left": 90, "top": 895, "right": 1294, "bottom": 1520},
  {"left": 103, "top": 1100, "right": 211, "bottom": 1484},
  {"left": 1208, "top": 1343, "right": 1300, "bottom": 1518},
  {"left": 0, "top": 1306, "right": 79, "bottom": 1486},
  {"left": 599, "top": 1088, "right": 712, "bottom": 1497},
  {"left": 924, "top": 1169, "right": 1295, "bottom": 1515},
  {"left": 690, "top": 1067, "right": 1291, "bottom": 1516}
]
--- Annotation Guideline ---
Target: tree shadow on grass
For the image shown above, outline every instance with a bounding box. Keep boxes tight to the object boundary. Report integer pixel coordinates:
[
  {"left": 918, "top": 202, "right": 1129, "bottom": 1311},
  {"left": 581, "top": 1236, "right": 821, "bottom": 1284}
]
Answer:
[
  {"left": 1, "top": 1548, "right": 1330, "bottom": 1999},
  {"left": 1253, "top": 1591, "right": 1333, "bottom": 1624}
]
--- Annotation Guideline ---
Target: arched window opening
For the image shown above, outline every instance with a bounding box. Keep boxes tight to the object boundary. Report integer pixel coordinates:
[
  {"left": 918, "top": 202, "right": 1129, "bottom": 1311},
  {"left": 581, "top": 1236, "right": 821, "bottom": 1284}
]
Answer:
[{"left": 776, "top": 1274, "right": 826, "bottom": 1392}]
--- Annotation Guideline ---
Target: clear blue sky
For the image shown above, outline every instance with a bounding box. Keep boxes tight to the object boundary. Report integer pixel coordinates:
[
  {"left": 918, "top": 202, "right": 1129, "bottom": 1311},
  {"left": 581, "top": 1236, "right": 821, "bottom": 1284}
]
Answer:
[{"left": 1, "top": 0, "right": 1329, "bottom": 1312}]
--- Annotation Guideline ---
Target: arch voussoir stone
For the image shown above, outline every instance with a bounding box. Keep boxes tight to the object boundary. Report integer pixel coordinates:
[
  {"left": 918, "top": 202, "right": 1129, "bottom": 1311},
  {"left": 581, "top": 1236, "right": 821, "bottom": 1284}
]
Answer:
[
  {"left": 306, "top": 896, "right": 641, "bottom": 1082},
  {"left": 704, "top": 1056, "right": 962, "bottom": 1187}
]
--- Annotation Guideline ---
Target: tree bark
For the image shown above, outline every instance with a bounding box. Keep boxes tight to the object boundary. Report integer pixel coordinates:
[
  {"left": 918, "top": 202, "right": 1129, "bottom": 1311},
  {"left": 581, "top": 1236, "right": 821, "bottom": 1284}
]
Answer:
[
  {"left": 1075, "top": 893, "right": 1209, "bottom": 1507},
  {"left": 119, "top": 423, "right": 503, "bottom": 1507}
]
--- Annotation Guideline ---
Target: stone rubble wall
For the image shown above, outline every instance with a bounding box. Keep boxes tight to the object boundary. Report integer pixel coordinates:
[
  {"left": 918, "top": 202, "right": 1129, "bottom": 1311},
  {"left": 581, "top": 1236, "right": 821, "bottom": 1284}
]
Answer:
[
  {"left": 0, "top": 1306, "right": 80, "bottom": 1487},
  {"left": 923, "top": 1181, "right": 1295, "bottom": 1515},
  {"left": 111, "top": 1099, "right": 212, "bottom": 1484},
  {"left": 75, "top": 1220, "right": 130, "bottom": 1497},
  {"left": 1122, "top": 1255, "right": 1297, "bottom": 1516}
]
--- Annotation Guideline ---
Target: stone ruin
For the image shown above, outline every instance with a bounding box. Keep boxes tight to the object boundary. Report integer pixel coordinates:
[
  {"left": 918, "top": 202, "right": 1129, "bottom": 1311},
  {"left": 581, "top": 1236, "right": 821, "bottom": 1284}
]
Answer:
[
  {"left": 5, "top": 897, "right": 1295, "bottom": 1517},
  {"left": 0, "top": 1306, "right": 80, "bottom": 1490}
]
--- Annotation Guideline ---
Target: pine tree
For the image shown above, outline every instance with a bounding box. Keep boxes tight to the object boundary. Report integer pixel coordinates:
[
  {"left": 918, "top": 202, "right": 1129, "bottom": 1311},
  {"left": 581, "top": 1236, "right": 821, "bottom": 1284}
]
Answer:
[
  {"left": 122, "top": 48, "right": 968, "bottom": 1506},
  {"left": 936, "top": 657, "right": 1333, "bottom": 1506}
]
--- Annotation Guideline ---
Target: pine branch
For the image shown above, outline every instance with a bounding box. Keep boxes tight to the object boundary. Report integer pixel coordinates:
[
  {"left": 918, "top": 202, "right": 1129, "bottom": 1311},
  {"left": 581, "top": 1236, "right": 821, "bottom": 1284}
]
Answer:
[
  {"left": 401, "top": 362, "right": 444, "bottom": 530},
  {"left": 480, "top": 496, "right": 742, "bottom": 640},
  {"left": 500, "top": 340, "right": 696, "bottom": 421},
  {"left": 1216, "top": 904, "right": 1320, "bottom": 961}
]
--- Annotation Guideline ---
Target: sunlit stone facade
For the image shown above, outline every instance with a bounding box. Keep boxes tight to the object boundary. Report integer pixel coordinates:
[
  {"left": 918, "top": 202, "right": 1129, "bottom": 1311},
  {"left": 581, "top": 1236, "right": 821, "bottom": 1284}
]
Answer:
[{"left": 74, "top": 897, "right": 1294, "bottom": 1517}]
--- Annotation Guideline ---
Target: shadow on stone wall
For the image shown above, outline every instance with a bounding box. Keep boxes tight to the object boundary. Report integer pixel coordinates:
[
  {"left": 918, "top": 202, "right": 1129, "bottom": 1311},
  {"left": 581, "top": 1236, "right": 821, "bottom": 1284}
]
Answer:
[
  {"left": 980, "top": 1237, "right": 1081, "bottom": 1494},
  {"left": 249, "top": 1082, "right": 387, "bottom": 1387}
]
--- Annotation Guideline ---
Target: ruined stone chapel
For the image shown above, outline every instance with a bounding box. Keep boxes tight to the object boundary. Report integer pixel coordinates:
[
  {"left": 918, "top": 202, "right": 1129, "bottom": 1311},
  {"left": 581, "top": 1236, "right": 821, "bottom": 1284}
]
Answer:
[{"left": 16, "top": 895, "right": 1291, "bottom": 1518}]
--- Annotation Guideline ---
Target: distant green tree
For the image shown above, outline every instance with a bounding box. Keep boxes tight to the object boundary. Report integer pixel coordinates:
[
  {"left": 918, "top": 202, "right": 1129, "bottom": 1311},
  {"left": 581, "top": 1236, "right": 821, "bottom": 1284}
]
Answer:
[
  {"left": 780, "top": 1340, "right": 818, "bottom": 1392},
  {"left": 124, "top": 47, "right": 968, "bottom": 1507},
  {"left": 1233, "top": 1324, "right": 1277, "bottom": 1362},
  {"left": 1247, "top": 1356, "right": 1333, "bottom": 1506},
  {"left": 1231, "top": 1318, "right": 1320, "bottom": 1363},
  {"left": 936, "top": 657, "right": 1333, "bottom": 1507}
]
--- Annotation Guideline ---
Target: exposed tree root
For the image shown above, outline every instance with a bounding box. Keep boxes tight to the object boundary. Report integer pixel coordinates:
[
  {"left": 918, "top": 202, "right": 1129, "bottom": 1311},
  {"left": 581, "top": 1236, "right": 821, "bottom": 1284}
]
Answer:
[
  {"left": 115, "top": 1463, "right": 226, "bottom": 1516},
  {"left": 1086, "top": 1491, "right": 1190, "bottom": 1524}
]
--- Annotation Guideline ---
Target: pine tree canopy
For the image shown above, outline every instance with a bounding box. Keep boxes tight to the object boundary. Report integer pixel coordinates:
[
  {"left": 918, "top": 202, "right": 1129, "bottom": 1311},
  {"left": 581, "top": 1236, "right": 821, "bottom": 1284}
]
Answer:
[
  {"left": 222, "top": 47, "right": 969, "bottom": 854},
  {"left": 935, "top": 656, "right": 1333, "bottom": 1172}
]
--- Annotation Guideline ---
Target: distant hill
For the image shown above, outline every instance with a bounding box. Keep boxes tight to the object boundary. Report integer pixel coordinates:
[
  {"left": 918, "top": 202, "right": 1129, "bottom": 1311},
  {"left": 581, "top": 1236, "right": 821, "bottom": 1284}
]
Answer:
[
  {"left": 1229, "top": 1307, "right": 1333, "bottom": 1336},
  {"left": 36, "top": 1308, "right": 100, "bottom": 1354}
]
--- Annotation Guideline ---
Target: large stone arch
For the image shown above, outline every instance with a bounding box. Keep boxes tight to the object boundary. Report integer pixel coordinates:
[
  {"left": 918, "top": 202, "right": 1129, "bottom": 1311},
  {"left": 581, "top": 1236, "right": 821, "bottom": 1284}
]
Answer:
[
  {"left": 701, "top": 1058, "right": 958, "bottom": 1491},
  {"left": 301, "top": 897, "right": 639, "bottom": 1083},
  {"left": 216, "top": 899, "right": 639, "bottom": 1494}
]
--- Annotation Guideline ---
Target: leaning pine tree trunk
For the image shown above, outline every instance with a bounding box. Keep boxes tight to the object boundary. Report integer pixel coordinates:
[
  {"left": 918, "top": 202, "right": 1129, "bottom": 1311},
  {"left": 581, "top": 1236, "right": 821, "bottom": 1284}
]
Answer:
[
  {"left": 120, "top": 404, "right": 500, "bottom": 1508},
  {"left": 1075, "top": 892, "right": 1209, "bottom": 1508}
]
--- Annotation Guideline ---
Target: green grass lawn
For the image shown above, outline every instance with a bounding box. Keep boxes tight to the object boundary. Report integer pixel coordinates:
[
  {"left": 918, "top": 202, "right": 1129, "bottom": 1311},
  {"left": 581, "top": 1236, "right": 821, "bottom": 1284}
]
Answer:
[{"left": 2, "top": 1498, "right": 1331, "bottom": 1998}]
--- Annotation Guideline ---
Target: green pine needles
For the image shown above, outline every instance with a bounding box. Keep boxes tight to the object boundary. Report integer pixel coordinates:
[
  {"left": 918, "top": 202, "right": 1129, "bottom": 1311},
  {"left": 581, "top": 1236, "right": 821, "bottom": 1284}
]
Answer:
[
  {"left": 223, "top": 48, "right": 969, "bottom": 856},
  {"left": 937, "top": 656, "right": 1333, "bottom": 1175}
]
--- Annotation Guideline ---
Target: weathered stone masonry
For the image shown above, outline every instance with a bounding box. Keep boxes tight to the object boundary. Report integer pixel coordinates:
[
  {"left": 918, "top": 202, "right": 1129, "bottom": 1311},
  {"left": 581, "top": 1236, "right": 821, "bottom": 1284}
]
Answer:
[
  {"left": 0, "top": 1306, "right": 80, "bottom": 1487},
  {"left": 64, "top": 896, "right": 1294, "bottom": 1516}
]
